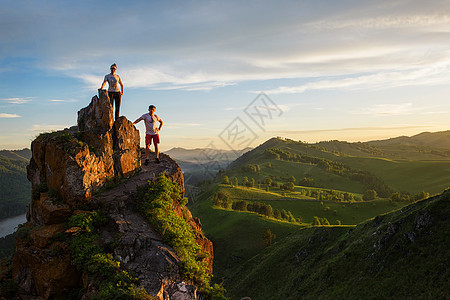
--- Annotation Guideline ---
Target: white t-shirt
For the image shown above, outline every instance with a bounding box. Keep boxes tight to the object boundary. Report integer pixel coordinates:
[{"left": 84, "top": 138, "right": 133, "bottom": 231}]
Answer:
[
  {"left": 141, "top": 113, "right": 161, "bottom": 135},
  {"left": 104, "top": 74, "right": 122, "bottom": 92}
]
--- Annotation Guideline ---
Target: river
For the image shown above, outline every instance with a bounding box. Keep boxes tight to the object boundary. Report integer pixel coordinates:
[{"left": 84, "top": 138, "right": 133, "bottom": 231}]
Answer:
[{"left": 0, "top": 213, "right": 27, "bottom": 238}]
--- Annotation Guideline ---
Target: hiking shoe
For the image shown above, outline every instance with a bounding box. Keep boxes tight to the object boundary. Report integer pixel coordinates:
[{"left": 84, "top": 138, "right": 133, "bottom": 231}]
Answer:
[
  {"left": 144, "top": 159, "right": 149, "bottom": 165},
  {"left": 155, "top": 158, "right": 160, "bottom": 164}
]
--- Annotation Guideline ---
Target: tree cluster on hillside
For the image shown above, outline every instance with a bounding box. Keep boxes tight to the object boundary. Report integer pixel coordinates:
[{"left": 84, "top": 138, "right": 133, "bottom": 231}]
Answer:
[
  {"left": 298, "top": 188, "right": 359, "bottom": 202},
  {"left": 264, "top": 148, "right": 393, "bottom": 197},
  {"left": 241, "top": 164, "right": 260, "bottom": 174},
  {"left": 312, "top": 216, "right": 331, "bottom": 226},
  {"left": 391, "top": 191, "right": 430, "bottom": 203},
  {"left": 213, "top": 191, "right": 232, "bottom": 209},
  {"left": 213, "top": 192, "right": 300, "bottom": 224},
  {"left": 0, "top": 156, "right": 31, "bottom": 220}
]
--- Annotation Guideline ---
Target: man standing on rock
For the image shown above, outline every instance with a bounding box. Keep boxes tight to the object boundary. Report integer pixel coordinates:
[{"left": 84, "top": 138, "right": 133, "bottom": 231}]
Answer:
[
  {"left": 100, "top": 63, "right": 124, "bottom": 120},
  {"left": 133, "top": 105, "right": 163, "bottom": 165}
]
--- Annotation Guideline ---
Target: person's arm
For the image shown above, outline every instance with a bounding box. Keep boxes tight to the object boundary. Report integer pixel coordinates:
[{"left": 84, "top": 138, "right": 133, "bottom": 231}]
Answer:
[
  {"left": 158, "top": 119, "right": 163, "bottom": 131},
  {"left": 119, "top": 77, "right": 124, "bottom": 95},
  {"left": 133, "top": 117, "right": 143, "bottom": 125},
  {"left": 100, "top": 76, "right": 107, "bottom": 90}
]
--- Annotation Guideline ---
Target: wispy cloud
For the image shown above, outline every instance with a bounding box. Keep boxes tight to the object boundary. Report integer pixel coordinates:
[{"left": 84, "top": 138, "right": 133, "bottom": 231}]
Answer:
[
  {"left": 275, "top": 125, "right": 433, "bottom": 135},
  {"left": 0, "top": 98, "right": 32, "bottom": 104},
  {"left": 0, "top": 113, "right": 21, "bottom": 118},
  {"left": 30, "top": 124, "right": 69, "bottom": 132},
  {"left": 48, "top": 99, "right": 77, "bottom": 103},
  {"left": 5, "top": 1, "right": 448, "bottom": 92},
  {"left": 164, "top": 123, "right": 202, "bottom": 129},
  {"left": 351, "top": 103, "right": 416, "bottom": 116},
  {"left": 266, "top": 57, "right": 450, "bottom": 94}
]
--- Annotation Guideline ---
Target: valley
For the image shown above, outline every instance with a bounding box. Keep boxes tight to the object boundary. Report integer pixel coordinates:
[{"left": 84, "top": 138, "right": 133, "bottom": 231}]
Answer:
[{"left": 181, "top": 132, "right": 450, "bottom": 299}]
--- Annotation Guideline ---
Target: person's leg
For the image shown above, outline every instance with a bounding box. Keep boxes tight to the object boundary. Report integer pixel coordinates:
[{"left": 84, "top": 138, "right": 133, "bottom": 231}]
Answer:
[
  {"left": 114, "top": 93, "right": 121, "bottom": 120},
  {"left": 154, "top": 143, "right": 159, "bottom": 159},
  {"left": 107, "top": 92, "right": 114, "bottom": 108},
  {"left": 153, "top": 134, "right": 160, "bottom": 162},
  {"left": 144, "top": 135, "right": 152, "bottom": 165}
]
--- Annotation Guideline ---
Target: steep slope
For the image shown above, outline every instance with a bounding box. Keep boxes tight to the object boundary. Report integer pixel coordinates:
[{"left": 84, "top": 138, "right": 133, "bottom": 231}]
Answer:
[{"left": 228, "top": 190, "right": 450, "bottom": 299}]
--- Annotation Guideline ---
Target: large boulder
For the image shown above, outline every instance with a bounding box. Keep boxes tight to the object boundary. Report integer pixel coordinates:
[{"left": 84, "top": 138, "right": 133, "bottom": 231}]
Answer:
[{"left": 27, "top": 90, "right": 141, "bottom": 213}]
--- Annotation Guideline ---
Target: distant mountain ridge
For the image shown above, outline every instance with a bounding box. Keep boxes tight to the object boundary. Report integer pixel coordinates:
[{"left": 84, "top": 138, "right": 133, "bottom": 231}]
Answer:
[
  {"left": 0, "top": 149, "right": 31, "bottom": 161},
  {"left": 166, "top": 146, "right": 252, "bottom": 162},
  {"left": 368, "top": 130, "right": 450, "bottom": 149}
]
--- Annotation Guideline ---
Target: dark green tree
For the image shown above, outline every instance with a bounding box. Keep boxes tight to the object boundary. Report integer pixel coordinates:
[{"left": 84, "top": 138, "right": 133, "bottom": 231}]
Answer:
[
  {"left": 363, "top": 189, "right": 377, "bottom": 201},
  {"left": 263, "top": 229, "right": 276, "bottom": 246}
]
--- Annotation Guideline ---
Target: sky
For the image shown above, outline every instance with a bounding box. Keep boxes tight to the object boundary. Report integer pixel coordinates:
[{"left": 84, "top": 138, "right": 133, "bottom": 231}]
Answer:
[{"left": 1, "top": 0, "right": 450, "bottom": 154}]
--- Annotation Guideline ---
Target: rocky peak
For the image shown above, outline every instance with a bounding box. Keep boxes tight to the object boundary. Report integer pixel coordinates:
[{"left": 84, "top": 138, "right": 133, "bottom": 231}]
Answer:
[
  {"left": 27, "top": 90, "right": 140, "bottom": 211},
  {"left": 9, "top": 91, "right": 212, "bottom": 299}
]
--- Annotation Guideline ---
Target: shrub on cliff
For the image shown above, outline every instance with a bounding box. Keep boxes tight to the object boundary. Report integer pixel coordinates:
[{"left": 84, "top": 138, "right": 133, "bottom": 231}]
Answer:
[
  {"left": 137, "top": 173, "right": 227, "bottom": 299},
  {"left": 68, "top": 211, "right": 153, "bottom": 299},
  {"left": 137, "top": 173, "right": 209, "bottom": 283}
]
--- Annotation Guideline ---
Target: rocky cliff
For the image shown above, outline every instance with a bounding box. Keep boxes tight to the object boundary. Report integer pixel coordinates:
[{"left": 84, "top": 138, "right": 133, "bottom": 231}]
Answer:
[{"left": 8, "top": 90, "right": 213, "bottom": 299}]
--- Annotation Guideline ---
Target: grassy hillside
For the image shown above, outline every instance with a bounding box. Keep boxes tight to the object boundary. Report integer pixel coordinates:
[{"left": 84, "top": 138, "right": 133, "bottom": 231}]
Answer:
[
  {"left": 227, "top": 190, "right": 450, "bottom": 299},
  {"left": 190, "top": 184, "right": 300, "bottom": 280},
  {"left": 368, "top": 130, "right": 450, "bottom": 149},
  {"left": 227, "top": 137, "right": 450, "bottom": 195},
  {"left": 216, "top": 184, "right": 402, "bottom": 225},
  {"left": 188, "top": 134, "right": 450, "bottom": 297},
  {"left": 0, "top": 150, "right": 31, "bottom": 221},
  {"left": 0, "top": 149, "right": 31, "bottom": 161}
]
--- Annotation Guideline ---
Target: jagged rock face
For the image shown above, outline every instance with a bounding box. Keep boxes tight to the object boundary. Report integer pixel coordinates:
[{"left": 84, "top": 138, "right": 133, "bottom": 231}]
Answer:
[
  {"left": 27, "top": 90, "right": 141, "bottom": 213},
  {"left": 12, "top": 224, "right": 80, "bottom": 299},
  {"left": 12, "top": 90, "right": 212, "bottom": 300},
  {"left": 113, "top": 116, "right": 141, "bottom": 176}
]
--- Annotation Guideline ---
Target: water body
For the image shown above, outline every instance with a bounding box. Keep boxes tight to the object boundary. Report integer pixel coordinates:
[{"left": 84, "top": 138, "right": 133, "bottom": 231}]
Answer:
[{"left": 0, "top": 213, "right": 27, "bottom": 238}]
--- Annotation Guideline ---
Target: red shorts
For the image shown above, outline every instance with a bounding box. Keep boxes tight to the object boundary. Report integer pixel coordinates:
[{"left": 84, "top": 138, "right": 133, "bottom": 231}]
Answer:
[{"left": 145, "top": 134, "right": 160, "bottom": 145}]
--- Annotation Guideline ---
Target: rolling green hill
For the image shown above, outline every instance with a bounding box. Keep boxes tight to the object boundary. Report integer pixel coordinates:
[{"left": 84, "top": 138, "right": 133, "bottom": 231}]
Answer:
[
  {"left": 227, "top": 189, "right": 450, "bottom": 299},
  {"left": 188, "top": 133, "right": 450, "bottom": 297},
  {"left": 227, "top": 137, "right": 450, "bottom": 195},
  {"left": 0, "top": 149, "right": 31, "bottom": 221}
]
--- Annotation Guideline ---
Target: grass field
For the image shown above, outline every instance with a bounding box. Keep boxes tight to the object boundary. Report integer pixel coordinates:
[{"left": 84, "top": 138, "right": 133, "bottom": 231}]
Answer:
[
  {"left": 187, "top": 136, "right": 450, "bottom": 295},
  {"left": 189, "top": 185, "right": 301, "bottom": 281},
  {"left": 216, "top": 184, "right": 405, "bottom": 225},
  {"left": 190, "top": 182, "right": 409, "bottom": 284},
  {"left": 338, "top": 156, "right": 450, "bottom": 194},
  {"left": 226, "top": 191, "right": 450, "bottom": 299}
]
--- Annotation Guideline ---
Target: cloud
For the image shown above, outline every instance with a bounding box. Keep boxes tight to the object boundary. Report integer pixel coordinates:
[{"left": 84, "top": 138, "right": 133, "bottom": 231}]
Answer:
[
  {"left": 351, "top": 103, "right": 417, "bottom": 116},
  {"left": 0, "top": 98, "right": 32, "bottom": 104},
  {"left": 275, "top": 125, "right": 433, "bottom": 135},
  {"left": 3, "top": 0, "right": 450, "bottom": 93},
  {"left": 48, "top": 99, "right": 77, "bottom": 103},
  {"left": 30, "top": 124, "right": 69, "bottom": 132},
  {"left": 0, "top": 113, "right": 21, "bottom": 118},
  {"left": 263, "top": 60, "right": 450, "bottom": 94},
  {"left": 164, "top": 123, "right": 202, "bottom": 129}
]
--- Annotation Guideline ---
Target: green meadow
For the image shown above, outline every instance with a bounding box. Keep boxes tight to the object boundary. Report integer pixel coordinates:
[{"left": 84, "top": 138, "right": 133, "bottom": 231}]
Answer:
[
  {"left": 216, "top": 184, "right": 402, "bottom": 225},
  {"left": 188, "top": 135, "right": 450, "bottom": 295}
]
